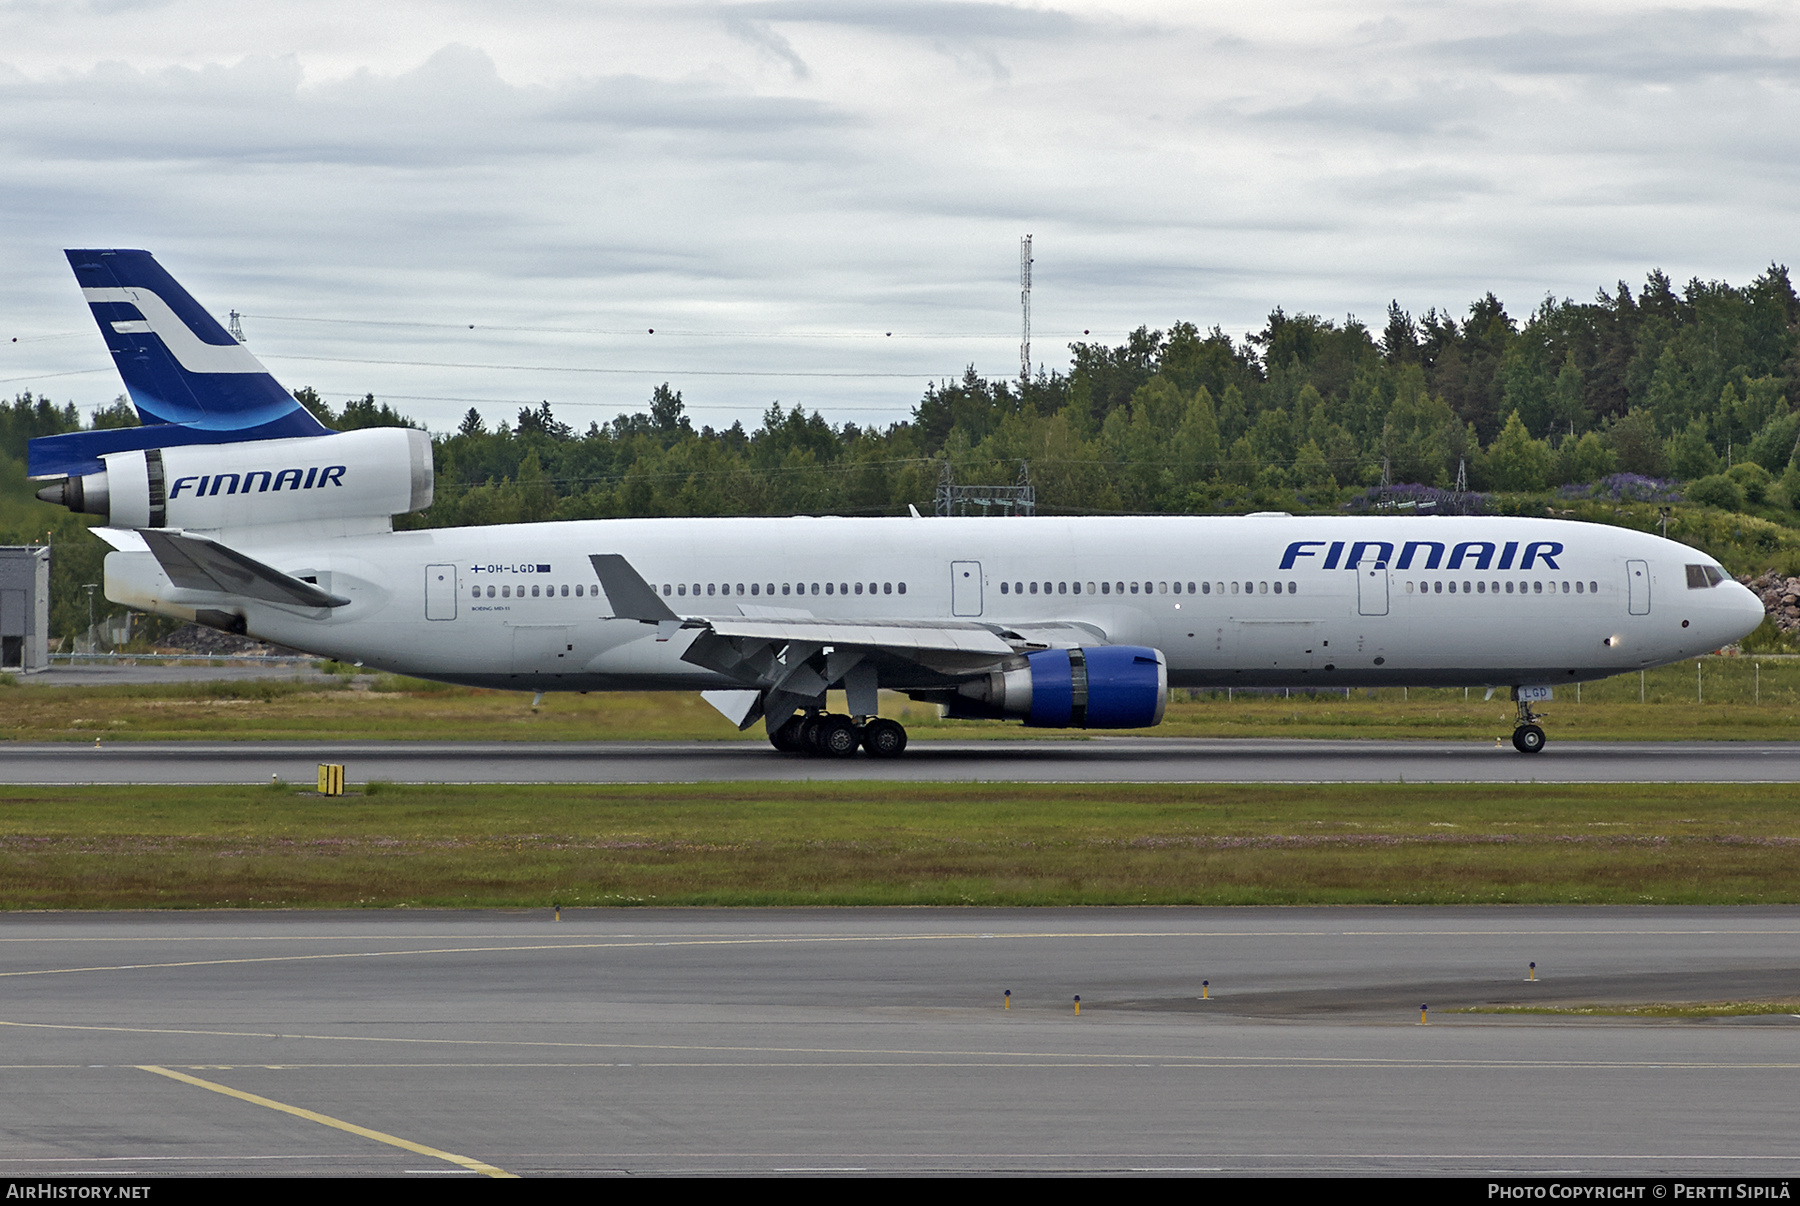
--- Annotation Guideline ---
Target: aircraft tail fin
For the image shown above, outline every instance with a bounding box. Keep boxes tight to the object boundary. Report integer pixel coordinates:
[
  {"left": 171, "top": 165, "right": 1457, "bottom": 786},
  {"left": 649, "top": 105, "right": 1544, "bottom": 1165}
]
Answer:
[{"left": 29, "top": 250, "right": 329, "bottom": 478}]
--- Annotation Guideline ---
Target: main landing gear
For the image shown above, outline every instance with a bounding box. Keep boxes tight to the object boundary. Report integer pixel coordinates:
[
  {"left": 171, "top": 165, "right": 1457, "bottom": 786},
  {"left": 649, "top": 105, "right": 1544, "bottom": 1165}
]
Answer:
[
  {"left": 769, "top": 712, "right": 908, "bottom": 758},
  {"left": 1511, "top": 697, "right": 1547, "bottom": 755}
]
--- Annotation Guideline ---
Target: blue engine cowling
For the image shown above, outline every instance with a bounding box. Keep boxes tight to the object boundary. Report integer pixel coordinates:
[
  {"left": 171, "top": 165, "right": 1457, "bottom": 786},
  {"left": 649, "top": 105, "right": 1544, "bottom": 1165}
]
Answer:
[{"left": 947, "top": 646, "right": 1167, "bottom": 729}]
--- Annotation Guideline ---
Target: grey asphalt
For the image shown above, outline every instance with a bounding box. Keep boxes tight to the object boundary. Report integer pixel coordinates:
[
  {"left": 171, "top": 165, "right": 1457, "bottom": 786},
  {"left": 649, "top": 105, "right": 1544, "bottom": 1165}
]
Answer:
[
  {"left": 5, "top": 736, "right": 1800, "bottom": 784},
  {"left": 2, "top": 907, "right": 1797, "bottom": 1177}
]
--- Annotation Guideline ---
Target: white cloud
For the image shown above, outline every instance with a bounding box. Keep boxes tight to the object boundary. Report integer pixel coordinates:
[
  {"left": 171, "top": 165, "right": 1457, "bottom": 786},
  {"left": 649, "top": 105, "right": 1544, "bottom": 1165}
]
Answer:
[{"left": 0, "top": 1, "right": 1794, "bottom": 431}]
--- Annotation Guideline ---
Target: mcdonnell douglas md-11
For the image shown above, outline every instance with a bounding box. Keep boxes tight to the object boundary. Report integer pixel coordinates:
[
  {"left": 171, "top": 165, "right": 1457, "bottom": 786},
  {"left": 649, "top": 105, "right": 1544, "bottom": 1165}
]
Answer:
[{"left": 31, "top": 250, "right": 1766, "bottom": 755}]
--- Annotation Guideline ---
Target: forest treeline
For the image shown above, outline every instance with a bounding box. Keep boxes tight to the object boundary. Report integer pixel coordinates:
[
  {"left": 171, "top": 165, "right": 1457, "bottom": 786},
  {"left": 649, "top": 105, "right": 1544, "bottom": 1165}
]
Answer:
[{"left": 5, "top": 263, "right": 1800, "bottom": 637}]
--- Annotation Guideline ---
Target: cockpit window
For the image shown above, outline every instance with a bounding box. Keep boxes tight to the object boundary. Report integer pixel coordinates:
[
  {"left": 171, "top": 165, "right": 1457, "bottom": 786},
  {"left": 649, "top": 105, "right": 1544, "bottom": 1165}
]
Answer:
[{"left": 1686, "top": 564, "right": 1728, "bottom": 589}]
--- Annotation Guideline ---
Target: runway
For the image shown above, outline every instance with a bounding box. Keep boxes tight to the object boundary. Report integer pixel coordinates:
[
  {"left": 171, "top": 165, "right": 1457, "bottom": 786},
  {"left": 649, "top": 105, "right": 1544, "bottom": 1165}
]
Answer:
[
  {"left": 2, "top": 906, "right": 1796, "bottom": 1177},
  {"left": 5, "top": 736, "right": 1800, "bottom": 784}
]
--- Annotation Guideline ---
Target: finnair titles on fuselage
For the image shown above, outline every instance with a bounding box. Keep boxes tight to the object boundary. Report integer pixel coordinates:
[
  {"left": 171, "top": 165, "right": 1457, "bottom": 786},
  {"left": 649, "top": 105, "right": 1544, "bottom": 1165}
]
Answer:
[{"left": 32, "top": 250, "right": 1765, "bottom": 756}]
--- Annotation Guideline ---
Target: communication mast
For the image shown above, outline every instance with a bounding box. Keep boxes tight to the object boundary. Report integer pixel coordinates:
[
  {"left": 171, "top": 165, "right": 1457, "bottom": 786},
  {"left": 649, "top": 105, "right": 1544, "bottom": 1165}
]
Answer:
[
  {"left": 227, "top": 310, "right": 246, "bottom": 343},
  {"left": 1019, "top": 235, "right": 1033, "bottom": 380}
]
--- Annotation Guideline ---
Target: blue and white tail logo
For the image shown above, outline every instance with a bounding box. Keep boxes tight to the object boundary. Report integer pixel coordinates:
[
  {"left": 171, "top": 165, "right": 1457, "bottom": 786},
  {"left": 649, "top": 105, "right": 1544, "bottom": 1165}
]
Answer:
[{"left": 28, "top": 249, "right": 328, "bottom": 478}]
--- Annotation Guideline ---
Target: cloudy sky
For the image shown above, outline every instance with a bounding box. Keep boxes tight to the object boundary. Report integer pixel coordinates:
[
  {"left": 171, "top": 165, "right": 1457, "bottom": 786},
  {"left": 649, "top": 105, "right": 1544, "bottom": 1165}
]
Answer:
[{"left": 1, "top": 1, "right": 1794, "bottom": 433}]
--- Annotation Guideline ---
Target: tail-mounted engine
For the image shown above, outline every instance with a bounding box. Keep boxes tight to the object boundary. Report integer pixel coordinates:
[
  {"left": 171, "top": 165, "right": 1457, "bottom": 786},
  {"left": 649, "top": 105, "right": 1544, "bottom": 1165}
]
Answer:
[
  {"left": 35, "top": 427, "right": 432, "bottom": 531},
  {"left": 942, "top": 645, "right": 1168, "bottom": 729}
]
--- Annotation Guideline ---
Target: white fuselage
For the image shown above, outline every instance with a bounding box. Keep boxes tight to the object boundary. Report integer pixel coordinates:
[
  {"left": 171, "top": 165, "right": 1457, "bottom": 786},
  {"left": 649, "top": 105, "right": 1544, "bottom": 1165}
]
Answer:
[{"left": 105, "top": 513, "right": 1765, "bottom": 694}]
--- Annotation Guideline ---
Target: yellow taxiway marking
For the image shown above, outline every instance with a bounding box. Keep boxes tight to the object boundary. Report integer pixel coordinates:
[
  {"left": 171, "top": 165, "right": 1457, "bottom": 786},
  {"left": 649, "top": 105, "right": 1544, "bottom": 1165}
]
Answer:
[{"left": 137, "top": 1064, "right": 515, "bottom": 1178}]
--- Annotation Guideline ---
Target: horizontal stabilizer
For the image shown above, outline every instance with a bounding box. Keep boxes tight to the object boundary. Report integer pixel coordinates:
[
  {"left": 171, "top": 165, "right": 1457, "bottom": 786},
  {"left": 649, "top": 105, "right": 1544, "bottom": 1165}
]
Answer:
[
  {"left": 139, "top": 529, "right": 350, "bottom": 608},
  {"left": 589, "top": 554, "right": 680, "bottom": 623}
]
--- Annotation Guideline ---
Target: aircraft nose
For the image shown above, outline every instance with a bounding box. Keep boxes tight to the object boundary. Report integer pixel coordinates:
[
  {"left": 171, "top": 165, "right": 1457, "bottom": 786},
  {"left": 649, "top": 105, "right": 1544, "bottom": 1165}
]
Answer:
[{"left": 1728, "top": 582, "right": 1767, "bottom": 640}]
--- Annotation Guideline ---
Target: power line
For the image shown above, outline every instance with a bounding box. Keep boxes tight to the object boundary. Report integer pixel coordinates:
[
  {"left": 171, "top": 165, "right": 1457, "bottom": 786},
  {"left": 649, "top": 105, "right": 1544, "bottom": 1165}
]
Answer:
[
  {"left": 244, "top": 313, "right": 1043, "bottom": 340},
  {"left": 261, "top": 353, "right": 967, "bottom": 380}
]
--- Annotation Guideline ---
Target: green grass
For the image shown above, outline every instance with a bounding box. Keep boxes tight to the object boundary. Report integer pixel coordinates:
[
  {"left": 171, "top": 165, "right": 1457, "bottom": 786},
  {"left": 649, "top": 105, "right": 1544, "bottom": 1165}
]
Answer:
[
  {"left": 7, "top": 656, "right": 1800, "bottom": 742},
  {"left": 4, "top": 781, "right": 1800, "bottom": 909},
  {"left": 1454, "top": 1002, "right": 1800, "bottom": 1018}
]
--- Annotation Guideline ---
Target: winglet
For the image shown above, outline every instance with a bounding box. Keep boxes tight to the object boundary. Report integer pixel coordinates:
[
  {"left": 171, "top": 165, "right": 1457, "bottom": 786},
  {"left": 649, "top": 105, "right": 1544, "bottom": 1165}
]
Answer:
[
  {"left": 589, "top": 554, "right": 680, "bottom": 623},
  {"left": 139, "top": 529, "right": 350, "bottom": 608}
]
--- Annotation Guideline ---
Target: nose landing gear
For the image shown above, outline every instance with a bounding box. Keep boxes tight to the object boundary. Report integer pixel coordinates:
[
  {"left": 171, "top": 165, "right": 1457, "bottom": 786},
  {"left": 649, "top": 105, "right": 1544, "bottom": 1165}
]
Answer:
[{"left": 1511, "top": 694, "right": 1547, "bottom": 754}]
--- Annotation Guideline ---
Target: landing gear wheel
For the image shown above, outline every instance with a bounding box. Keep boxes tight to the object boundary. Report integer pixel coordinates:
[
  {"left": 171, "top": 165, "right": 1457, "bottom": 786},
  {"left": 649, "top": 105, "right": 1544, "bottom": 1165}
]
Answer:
[
  {"left": 769, "top": 716, "right": 806, "bottom": 753},
  {"left": 860, "top": 717, "right": 908, "bottom": 758},
  {"left": 800, "top": 713, "right": 827, "bottom": 753},
  {"left": 818, "top": 715, "right": 861, "bottom": 758},
  {"left": 1512, "top": 724, "right": 1546, "bottom": 754}
]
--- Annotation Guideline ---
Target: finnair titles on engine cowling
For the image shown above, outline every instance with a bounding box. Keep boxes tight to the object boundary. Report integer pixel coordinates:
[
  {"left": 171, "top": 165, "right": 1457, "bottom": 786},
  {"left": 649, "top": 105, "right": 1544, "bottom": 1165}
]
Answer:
[{"left": 32, "top": 250, "right": 1766, "bottom": 756}]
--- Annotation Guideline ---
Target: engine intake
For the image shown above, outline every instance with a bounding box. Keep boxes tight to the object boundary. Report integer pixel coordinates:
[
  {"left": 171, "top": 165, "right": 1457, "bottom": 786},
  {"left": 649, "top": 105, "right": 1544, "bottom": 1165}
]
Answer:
[
  {"left": 946, "top": 645, "right": 1168, "bottom": 729},
  {"left": 33, "top": 427, "right": 432, "bottom": 531}
]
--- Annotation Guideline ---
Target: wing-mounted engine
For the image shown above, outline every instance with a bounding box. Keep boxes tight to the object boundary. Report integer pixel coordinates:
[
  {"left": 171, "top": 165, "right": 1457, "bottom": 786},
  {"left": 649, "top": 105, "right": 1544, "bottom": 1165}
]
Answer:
[
  {"left": 35, "top": 427, "right": 432, "bottom": 535},
  {"left": 941, "top": 645, "right": 1168, "bottom": 729}
]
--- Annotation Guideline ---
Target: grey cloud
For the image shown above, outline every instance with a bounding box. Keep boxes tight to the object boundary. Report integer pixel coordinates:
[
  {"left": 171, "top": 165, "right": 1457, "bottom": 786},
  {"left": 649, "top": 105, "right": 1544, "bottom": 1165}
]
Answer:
[
  {"left": 1435, "top": 7, "right": 1800, "bottom": 83},
  {"left": 721, "top": 14, "right": 811, "bottom": 77},
  {"left": 1237, "top": 87, "right": 1489, "bottom": 139},
  {"left": 0, "top": 45, "right": 850, "bottom": 169},
  {"left": 715, "top": 0, "right": 1079, "bottom": 40}
]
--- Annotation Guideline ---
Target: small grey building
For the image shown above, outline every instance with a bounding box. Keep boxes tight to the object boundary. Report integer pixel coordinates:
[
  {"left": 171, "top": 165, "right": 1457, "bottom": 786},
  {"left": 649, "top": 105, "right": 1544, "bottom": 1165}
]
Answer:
[{"left": 0, "top": 545, "right": 51, "bottom": 672}]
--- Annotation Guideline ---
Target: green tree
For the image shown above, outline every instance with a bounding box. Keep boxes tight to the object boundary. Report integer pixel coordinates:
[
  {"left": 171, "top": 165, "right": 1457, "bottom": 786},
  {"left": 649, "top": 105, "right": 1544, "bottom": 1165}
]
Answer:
[{"left": 1485, "top": 411, "right": 1553, "bottom": 491}]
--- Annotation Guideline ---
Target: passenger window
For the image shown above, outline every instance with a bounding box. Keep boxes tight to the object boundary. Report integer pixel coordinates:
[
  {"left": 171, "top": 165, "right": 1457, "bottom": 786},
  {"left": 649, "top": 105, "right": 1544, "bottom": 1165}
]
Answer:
[
  {"left": 769, "top": 584, "right": 776, "bottom": 596},
  {"left": 1158, "top": 582, "right": 1167, "bottom": 594},
  {"left": 826, "top": 583, "right": 834, "bottom": 595},
  {"left": 1230, "top": 582, "right": 1239, "bottom": 595},
  {"left": 561, "top": 585, "right": 569, "bottom": 597},
  {"left": 1030, "top": 582, "right": 1038, "bottom": 595},
  {"left": 1173, "top": 581, "right": 1182, "bottom": 594},
  {"left": 855, "top": 583, "right": 864, "bottom": 595},
  {"left": 471, "top": 586, "right": 480, "bottom": 599},
  {"left": 1043, "top": 582, "right": 1052, "bottom": 595},
  {"left": 1130, "top": 582, "right": 1139, "bottom": 594},
  {"left": 1058, "top": 582, "right": 1067, "bottom": 595},
  {"left": 1533, "top": 581, "right": 1542, "bottom": 594},
  {"left": 884, "top": 582, "right": 893, "bottom": 595},
  {"left": 1288, "top": 581, "right": 1296, "bottom": 594},
  {"left": 1576, "top": 581, "right": 1584, "bottom": 594},
  {"left": 1189, "top": 582, "right": 1198, "bottom": 594},
  {"left": 1201, "top": 582, "right": 1210, "bottom": 595},
  {"left": 502, "top": 585, "right": 510, "bottom": 598},
  {"left": 1589, "top": 581, "right": 1597, "bottom": 593},
  {"left": 898, "top": 582, "right": 906, "bottom": 594},
  {"left": 811, "top": 583, "right": 820, "bottom": 595},
  {"left": 1087, "top": 582, "right": 1096, "bottom": 594},
  {"left": 840, "top": 583, "right": 848, "bottom": 595},
  {"left": 1257, "top": 582, "right": 1266, "bottom": 594}
]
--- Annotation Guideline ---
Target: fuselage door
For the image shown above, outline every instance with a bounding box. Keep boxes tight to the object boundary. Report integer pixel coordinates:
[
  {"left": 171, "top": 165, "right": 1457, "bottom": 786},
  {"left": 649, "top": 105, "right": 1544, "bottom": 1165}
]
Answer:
[
  {"left": 425, "top": 564, "right": 457, "bottom": 621},
  {"left": 1627, "top": 559, "right": 1651, "bottom": 615},
  {"left": 951, "top": 561, "right": 983, "bottom": 617},
  {"left": 1357, "top": 563, "right": 1389, "bottom": 617}
]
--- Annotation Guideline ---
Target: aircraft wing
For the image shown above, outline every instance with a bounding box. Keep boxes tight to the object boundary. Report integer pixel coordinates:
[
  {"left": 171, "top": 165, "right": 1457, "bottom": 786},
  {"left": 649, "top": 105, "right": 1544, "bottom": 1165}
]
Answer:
[
  {"left": 589, "top": 552, "right": 1106, "bottom": 728},
  {"left": 139, "top": 529, "right": 351, "bottom": 609}
]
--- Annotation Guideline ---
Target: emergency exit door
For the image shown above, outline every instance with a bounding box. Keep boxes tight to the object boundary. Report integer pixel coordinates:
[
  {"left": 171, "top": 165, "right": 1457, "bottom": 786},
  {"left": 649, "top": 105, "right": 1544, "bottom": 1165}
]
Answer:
[{"left": 951, "top": 561, "right": 983, "bottom": 616}]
